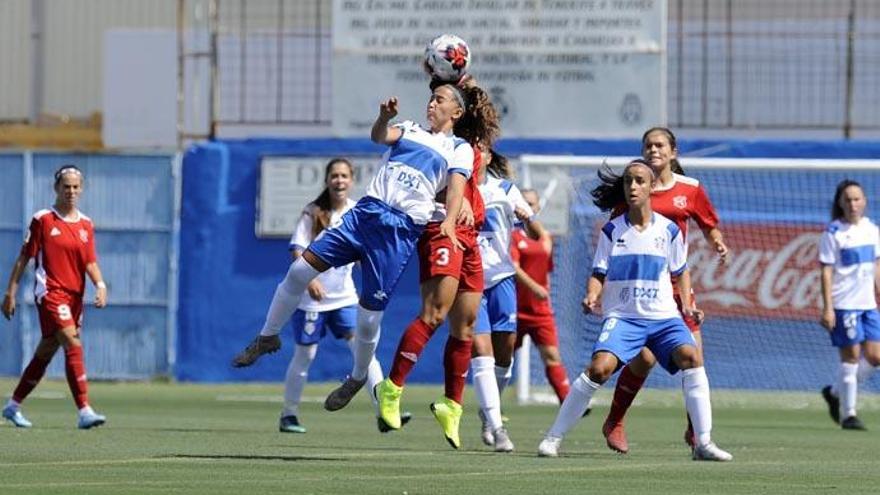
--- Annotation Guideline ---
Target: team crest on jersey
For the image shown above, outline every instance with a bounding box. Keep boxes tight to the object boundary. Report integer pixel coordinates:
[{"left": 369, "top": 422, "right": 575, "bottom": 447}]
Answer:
[
  {"left": 654, "top": 236, "right": 665, "bottom": 251},
  {"left": 673, "top": 195, "right": 688, "bottom": 209},
  {"left": 79, "top": 229, "right": 89, "bottom": 243}
]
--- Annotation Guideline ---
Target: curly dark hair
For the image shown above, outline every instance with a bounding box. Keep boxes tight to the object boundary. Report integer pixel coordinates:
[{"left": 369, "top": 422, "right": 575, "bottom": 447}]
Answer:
[{"left": 431, "top": 78, "right": 501, "bottom": 149}]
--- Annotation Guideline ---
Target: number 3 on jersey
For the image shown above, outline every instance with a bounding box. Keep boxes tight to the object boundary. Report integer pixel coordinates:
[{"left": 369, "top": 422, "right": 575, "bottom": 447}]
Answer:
[{"left": 435, "top": 247, "right": 450, "bottom": 266}]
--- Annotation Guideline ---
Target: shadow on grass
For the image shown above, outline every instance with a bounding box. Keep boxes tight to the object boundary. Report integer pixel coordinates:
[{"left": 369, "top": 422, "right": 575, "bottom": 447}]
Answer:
[{"left": 161, "top": 453, "right": 347, "bottom": 462}]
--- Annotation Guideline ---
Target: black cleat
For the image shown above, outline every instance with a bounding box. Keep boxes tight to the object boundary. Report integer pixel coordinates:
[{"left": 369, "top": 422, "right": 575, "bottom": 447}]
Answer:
[
  {"left": 231, "top": 335, "right": 281, "bottom": 368},
  {"left": 279, "top": 415, "right": 307, "bottom": 433},
  {"left": 821, "top": 385, "right": 840, "bottom": 424},
  {"left": 841, "top": 416, "right": 866, "bottom": 431}
]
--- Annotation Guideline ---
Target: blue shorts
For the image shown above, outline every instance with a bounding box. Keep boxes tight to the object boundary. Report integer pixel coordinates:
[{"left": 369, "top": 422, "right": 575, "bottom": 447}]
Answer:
[
  {"left": 476, "top": 276, "right": 517, "bottom": 334},
  {"left": 307, "top": 197, "right": 423, "bottom": 310},
  {"left": 291, "top": 306, "right": 357, "bottom": 346},
  {"left": 592, "top": 317, "right": 696, "bottom": 375},
  {"left": 831, "top": 309, "right": 880, "bottom": 347}
]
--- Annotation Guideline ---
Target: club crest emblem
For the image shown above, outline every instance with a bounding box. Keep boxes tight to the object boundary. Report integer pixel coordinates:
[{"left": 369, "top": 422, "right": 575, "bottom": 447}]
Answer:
[
  {"left": 79, "top": 229, "right": 89, "bottom": 243},
  {"left": 673, "top": 195, "right": 688, "bottom": 209}
]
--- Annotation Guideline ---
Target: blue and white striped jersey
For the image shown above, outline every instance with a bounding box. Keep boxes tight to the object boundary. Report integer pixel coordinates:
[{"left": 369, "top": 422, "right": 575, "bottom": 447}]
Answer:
[
  {"left": 819, "top": 217, "right": 880, "bottom": 310},
  {"left": 592, "top": 212, "right": 687, "bottom": 320},
  {"left": 478, "top": 174, "right": 533, "bottom": 289},
  {"left": 366, "top": 120, "right": 473, "bottom": 225}
]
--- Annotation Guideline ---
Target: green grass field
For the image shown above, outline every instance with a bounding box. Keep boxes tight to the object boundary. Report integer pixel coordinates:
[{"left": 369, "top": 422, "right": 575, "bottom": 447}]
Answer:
[{"left": 1, "top": 378, "right": 879, "bottom": 494}]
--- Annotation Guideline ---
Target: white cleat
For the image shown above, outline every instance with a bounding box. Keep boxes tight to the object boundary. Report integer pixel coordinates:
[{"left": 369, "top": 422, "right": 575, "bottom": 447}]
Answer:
[
  {"left": 493, "top": 426, "right": 515, "bottom": 453},
  {"left": 692, "top": 442, "right": 733, "bottom": 462},
  {"left": 537, "top": 436, "right": 562, "bottom": 457},
  {"left": 2, "top": 406, "right": 32, "bottom": 428},
  {"left": 478, "top": 409, "right": 494, "bottom": 446}
]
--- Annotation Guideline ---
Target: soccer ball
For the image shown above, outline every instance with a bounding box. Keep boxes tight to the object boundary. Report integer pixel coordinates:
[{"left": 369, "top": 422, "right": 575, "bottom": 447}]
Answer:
[{"left": 424, "top": 34, "right": 471, "bottom": 82}]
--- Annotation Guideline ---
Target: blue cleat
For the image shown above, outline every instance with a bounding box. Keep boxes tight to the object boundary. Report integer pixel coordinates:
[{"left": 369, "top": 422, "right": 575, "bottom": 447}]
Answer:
[
  {"left": 77, "top": 409, "right": 106, "bottom": 430},
  {"left": 2, "top": 405, "right": 32, "bottom": 428}
]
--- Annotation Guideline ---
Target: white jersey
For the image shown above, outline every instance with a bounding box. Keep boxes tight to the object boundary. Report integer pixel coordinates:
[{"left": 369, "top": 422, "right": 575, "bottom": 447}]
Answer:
[
  {"left": 366, "top": 120, "right": 473, "bottom": 225},
  {"left": 819, "top": 217, "right": 880, "bottom": 310},
  {"left": 289, "top": 198, "right": 359, "bottom": 312},
  {"left": 478, "top": 174, "right": 533, "bottom": 289},
  {"left": 592, "top": 213, "right": 687, "bottom": 320}
]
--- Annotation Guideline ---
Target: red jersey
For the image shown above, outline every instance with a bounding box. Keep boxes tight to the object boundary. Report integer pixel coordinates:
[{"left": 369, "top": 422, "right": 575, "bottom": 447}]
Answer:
[
  {"left": 466, "top": 150, "right": 485, "bottom": 229},
  {"left": 510, "top": 228, "right": 553, "bottom": 316},
  {"left": 613, "top": 173, "right": 718, "bottom": 239},
  {"left": 21, "top": 209, "right": 97, "bottom": 300}
]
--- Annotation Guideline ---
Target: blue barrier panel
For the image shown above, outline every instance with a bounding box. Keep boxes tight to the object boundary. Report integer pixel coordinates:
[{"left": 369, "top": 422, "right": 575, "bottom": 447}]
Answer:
[{"left": 0, "top": 154, "right": 25, "bottom": 375}]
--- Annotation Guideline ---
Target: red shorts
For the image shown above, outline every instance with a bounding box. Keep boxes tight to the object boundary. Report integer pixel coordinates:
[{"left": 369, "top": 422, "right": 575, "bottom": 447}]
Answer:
[
  {"left": 515, "top": 313, "right": 559, "bottom": 348},
  {"left": 674, "top": 292, "right": 701, "bottom": 333},
  {"left": 37, "top": 290, "right": 83, "bottom": 337},
  {"left": 417, "top": 223, "right": 483, "bottom": 293}
]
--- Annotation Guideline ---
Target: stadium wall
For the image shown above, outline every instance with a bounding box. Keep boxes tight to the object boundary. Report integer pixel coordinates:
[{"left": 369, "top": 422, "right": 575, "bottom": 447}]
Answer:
[
  {"left": 0, "top": 152, "right": 178, "bottom": 379},
  {"left": 177, "top": 138, "right": 880, "bottom": 387}
]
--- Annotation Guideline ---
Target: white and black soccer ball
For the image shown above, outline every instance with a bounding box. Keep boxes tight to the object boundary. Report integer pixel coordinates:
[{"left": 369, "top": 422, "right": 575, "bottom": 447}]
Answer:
[{"left": 424, "top": 34, "right": 471, "bottom": 82}]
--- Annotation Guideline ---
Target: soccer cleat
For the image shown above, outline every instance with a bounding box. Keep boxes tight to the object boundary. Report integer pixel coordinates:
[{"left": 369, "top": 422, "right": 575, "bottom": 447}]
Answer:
[
  {"left": 821, "top": 385, "right": 840, "bottom": 424},
  {"left": 231, "top": 335, "right": 281, "bottom": 368},
  {"left": 493, "top": 426, "right": 515, "bottom": 453},
  {"left": 537, "top": 436, "right": 562, "bottom": 457},
  {"left": 378, "top": 411, "right": 412, "bottom": 433},
  {"left": 430, "top": 397, "right": 463, "bottom": 449},
  {"left": 2, "top": 406, "right": 32, "bottom": 428},
  {"left": 324, "top": 376, "right": 366, "bottom": 411},
  {"left": 841, "top": 416, "right": 867, "bottom": 430},
  {"left": 692, "top": 442, "right": 733, "bottom": 462},
  {"left": 602, "top": 420, "right": 629, "bottom": 454},
  {"left": 374, "top": 379, "right": 403, "bottom": 430},
  {"left": 478, "top": 409, "right": 494, "bottom": 446},
  {"left": 279, "top": 415, "right": 307, "bottom": 433},
  {"left": 77, "top": 410, "right": 106, "bottom": 430}
]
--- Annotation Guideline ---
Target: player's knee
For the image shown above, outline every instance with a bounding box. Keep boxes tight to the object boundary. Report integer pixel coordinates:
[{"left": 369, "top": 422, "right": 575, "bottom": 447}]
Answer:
[
  {"left": 587, "top": 363, "right": 614, "bottom": 384},
  {"left": 674, "top": 346, "right": 703, "bottom": 369}
]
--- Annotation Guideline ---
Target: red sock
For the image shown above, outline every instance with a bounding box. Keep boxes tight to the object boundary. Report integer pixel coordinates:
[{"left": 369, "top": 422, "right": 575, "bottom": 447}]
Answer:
[
  {"left": 546, "top": 364, "right": 570, "bottom": 402},
  {"left": 64, "top": 345, "right": 89, "bottom": 409},
  {"left": 443, "top": 336, "right": 472, "bottom": 404},
  {"left": 389, "top": 318, "right": 436, "bottom": 386},
  {"left": 605, "top": 365, "right": 647, "bottom": 425},
  {"left": 12, "top": 354, "right": 52, "bottom": 403}
]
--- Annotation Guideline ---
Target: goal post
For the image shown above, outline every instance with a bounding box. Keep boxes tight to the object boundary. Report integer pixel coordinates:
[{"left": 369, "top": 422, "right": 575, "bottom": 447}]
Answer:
[{"left": 515, "top": 154, "right": 880, "bottom": 405}]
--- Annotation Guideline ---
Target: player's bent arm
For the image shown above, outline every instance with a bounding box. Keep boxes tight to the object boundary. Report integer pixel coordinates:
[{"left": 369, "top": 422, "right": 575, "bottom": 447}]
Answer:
[
  {"left": 85, "top": 262, "right": 108, "bottom": 309},
  {"left": 513, "top": 262, "right": 548, "bottom": 300},
  {"left": 370, "top": 98, "right": 402, "bottom": 145},
  {"left": 582, "top": 275, "right": 604, "bottom": 314},
  {"left": 439, "top": 173, "right": 467, "bottom": 250},
  {"left": 820, "top": 264, "right": 835, "bottom": 331},
  {"left": 2, "top": 252, "right": 31, "bottom": 320},
  {"left": 700, "top": 226, "right": 729, "bottom": 262}
]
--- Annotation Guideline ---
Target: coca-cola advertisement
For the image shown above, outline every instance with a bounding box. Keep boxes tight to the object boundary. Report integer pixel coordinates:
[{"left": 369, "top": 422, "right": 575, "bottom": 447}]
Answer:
[{"left": 688, "top": 223, "right": 824, "bottom": 320}]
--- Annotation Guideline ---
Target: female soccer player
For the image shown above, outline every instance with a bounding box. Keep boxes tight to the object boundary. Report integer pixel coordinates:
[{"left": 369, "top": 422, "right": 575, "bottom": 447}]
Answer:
[
  {"left": 232, "top": 88, "right": 474, "bottom": 412},
  {"left": 469, "top": 148, "right": 546, "bottom": 452},
  {"left": 511, "top": 189, "right": 571, "bottom": 404},
  {"left": 818, "top": 179, "right": 880, "bottom": 430},
  {"left": 2, "top": 165, "right": 108, "bottom": 429},
  {"left": 598, "top": 127, "right": 729, "bottom": 454},
  {"left": 537, "top": 160, "right": 731, "bottom": 462},
  {"left": 259, "top": 158, "right": 386, "bottom": 434},
  {"left": 373, "top": 80, "right": 504, "bottom": 451}
]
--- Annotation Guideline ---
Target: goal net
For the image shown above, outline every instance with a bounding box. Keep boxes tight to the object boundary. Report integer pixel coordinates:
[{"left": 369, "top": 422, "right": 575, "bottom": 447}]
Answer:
[{"left": 515, "top": 155, "right": 880, "bottom": 404}]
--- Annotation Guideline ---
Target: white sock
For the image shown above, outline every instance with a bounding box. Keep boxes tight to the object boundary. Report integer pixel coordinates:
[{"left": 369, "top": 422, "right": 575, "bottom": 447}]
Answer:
[
  {"left": 350, "top": 307, "right": 383, "bottom": 381},
  {"left": 5, "top": 399, "right": 20, "bottom": 410},
  {"left": 260, "top": 259, "right": 320, "bottom": 337},
  {"left": 347, "top": 337, "right": 384, "bottom": 408},
  {"left": 472, "top": 356, "right": 503, "bottom": 430},
  {"left": 547, "top": 373, "right": 600, "bottom": 438},
  {"left": 839, "top": 361, "right": 859, "bottom": 418},
  {"left": 495, "top": 359, "right": 513, "bottom": 395},
  {"left": 682, "top": 367, "right": 713, "bottom": 447},
  {"left": 282, "top": 344, "right": 317, "bottom": 417},
  {"left": 857, "top": 356, "right": 878, "bottom": 384}
]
